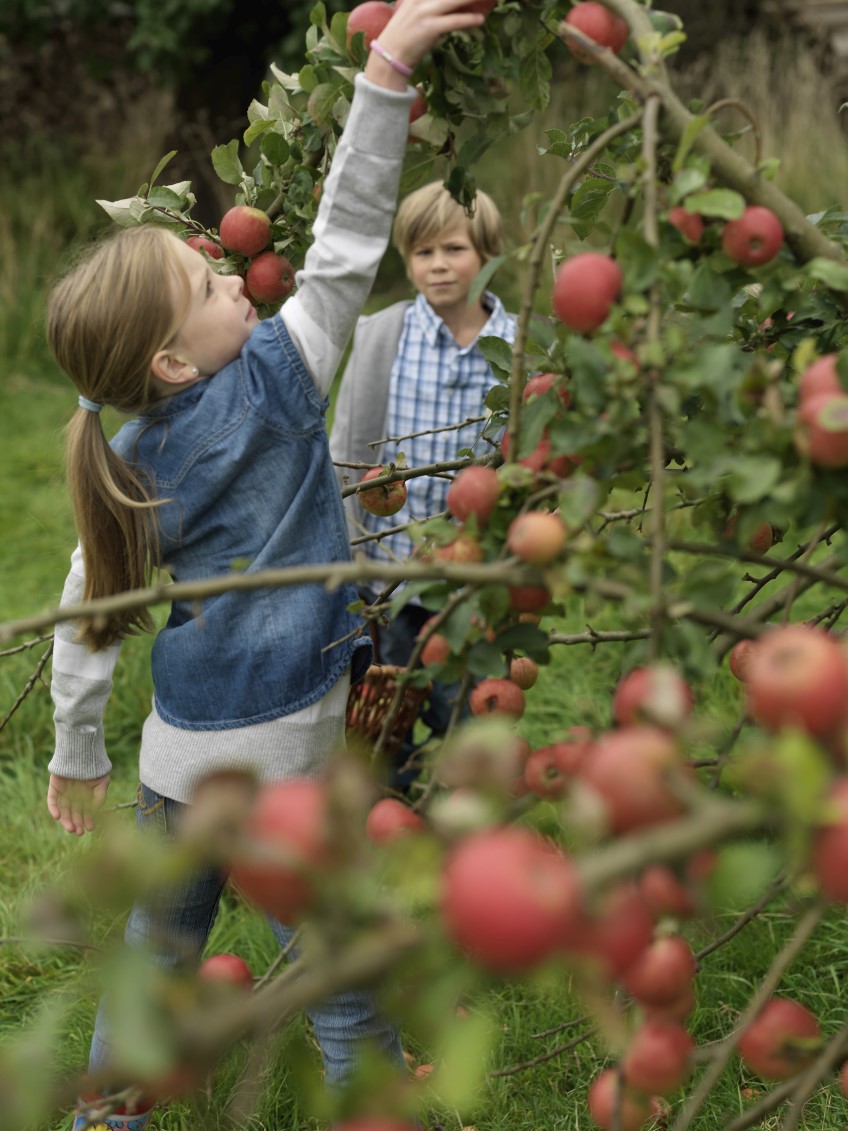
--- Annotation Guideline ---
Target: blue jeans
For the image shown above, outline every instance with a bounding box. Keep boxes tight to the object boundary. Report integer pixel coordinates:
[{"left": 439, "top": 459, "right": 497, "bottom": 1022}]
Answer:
[{"left": 88, "top": 783, "right": 404, "bottom": 1094}]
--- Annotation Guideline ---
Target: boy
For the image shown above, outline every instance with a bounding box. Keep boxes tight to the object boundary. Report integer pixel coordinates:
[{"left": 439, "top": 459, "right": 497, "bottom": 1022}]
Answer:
[{"left": 330, "top": 180, "right": 515, "bottom": 788}]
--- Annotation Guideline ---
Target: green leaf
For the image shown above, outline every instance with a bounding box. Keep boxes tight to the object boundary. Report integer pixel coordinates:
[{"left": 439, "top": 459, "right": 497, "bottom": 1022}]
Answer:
[
  {"left": 683, "top": 188, "right": 746, "bottom": 220},
  {"left": 672, "top": 114, "right": 709, "bottom": 173},
  {"left": 260, "top": 132, "right": 291, "bottom": 166},
  {"left": 707, "top": 841, "right": 782, "bottom": 911},
  {"left": 478, "top": 334, "right": 515, "bottom": 376},
  {"left": 569, "top": 177, "right": 615, "bottom": 241},
  {"left": 686, "top": 262, "right": 733, "bottom": 312},
  {"left": 469, "top": 255, "right": 507, "bottom": 305},
  {"left": 518, "top": 47, "right": 552, "bottom": 111},
  {"left": 146, "top": 186, "right": 184, "bottom": 210},
  {"left": 728, "top": 455, "right": 782, "bottom": 504},
  {"left": 211, "top": 140, "right": 244, "bottom": 186},
  {"left": 148, "top": 150, "right": 177, "bottom": 188},
  {"left": 310, "top": 1, "right": 327, "bottom": 27},
  {"left": 432, "top": 1010, "right": 495, "bottom": 1108},
  {"left": 615, "top": 229, "right": 660, "bottom": 292},
  {"left": 806, "top": 257, "right": 848, "bottom": 293}
]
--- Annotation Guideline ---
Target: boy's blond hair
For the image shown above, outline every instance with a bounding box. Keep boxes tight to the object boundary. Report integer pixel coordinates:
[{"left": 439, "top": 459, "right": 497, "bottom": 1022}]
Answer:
[{"left": 392, "top": 181, "right": 504, "bottom": 265}]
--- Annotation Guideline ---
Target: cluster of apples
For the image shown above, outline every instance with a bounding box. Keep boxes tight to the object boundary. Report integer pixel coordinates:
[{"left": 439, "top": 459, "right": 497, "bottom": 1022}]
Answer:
[
  {"left": 550, "top": 202, "right": 785, "bottom": 339},
  {"left": 186, "top": 204, "right": 295, "bottom": 306},
  {"left": 793, "top": 352, "right": 848, "bottom": 468}
]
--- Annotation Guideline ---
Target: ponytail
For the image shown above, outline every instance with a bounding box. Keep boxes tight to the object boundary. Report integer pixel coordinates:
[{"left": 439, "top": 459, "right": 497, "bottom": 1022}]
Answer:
[
  {"left": 65, "top": 410, "right": 161, "bottom": 649},
  {"left": 47, "top": 226, "right": 189, "bottom": 650}
]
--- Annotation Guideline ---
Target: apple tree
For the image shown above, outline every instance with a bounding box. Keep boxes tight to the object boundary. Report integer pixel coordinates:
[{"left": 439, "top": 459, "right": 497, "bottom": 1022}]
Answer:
[{"left": 8, "top": 1, "right": 848, "bottom": 1129}]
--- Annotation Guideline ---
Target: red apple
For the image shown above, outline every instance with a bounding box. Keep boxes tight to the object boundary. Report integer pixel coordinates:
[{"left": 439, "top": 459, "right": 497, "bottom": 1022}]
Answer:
[
  {"left": 358, "top": 466, "right": 408, "bottom": 516},
  {"left": 230, "top": 778, "right": 330, "bottom": 922},
  {"left": 420, "top": 629, "right": 452, "bottom": 666},
  {"left": 621, "top": 1019, "right": 694, "bottom": 1095},
  {"left": 198, "top": 952, "right": 253, "bottom": 990},
  {"left": 737, "top": 997, "right": 821, "bottom": 1080},
  {"left": 722, "top": 206, "right": 784, "bottom": 268},
  {"left": 798, "top": 354, "right": 843, "bottom": 404},
  {"left": 508, "top": 585, "right": 551, "bottom": 613},
  {"left": 612, "top": 664, "right": 694, "bottom": 730},
  {"left": 459, "top": 0, "right": 497, "bottom": 12},
  {"left": 587, "top": 1069, "right": 652, "bottom": 1131},
  {"left": 622, "top": 935, "right": 697, "bottom": 1007},
  {"left": 469, "top": 677, "right": 525, "bottom": 719},
  {"left": 643, "top": 983, "right": 697, "bottom": 1025},
  {"left": 245, "top": 250, "right": 295, "bottom": 304},
  {"left": 346, "top": 0, "right": 394, "bottom": 50},
  {"left": 745, "top": 624, "right": 848, "bottom": 738},
  {"left": 578, "top": 726, "right": 689, "bottom": 835},
  {"left": 564, "top": 880, "right": 654, "bottom": 980},
  {"left": 433, "top": 531, "right": 483, "bottom": 563},
  {"left": 506, "top": 511, "right": 568, "bottom": 565},
  {"left": 186, "top": 234, "right": 224, "bottom": 260},
  {"left": 446, "top": 465, "right": 500, "bottom": 526},
  {"left": 811, "top": 777, "right": 848, "bottom": 902},
  {"left": 638, "top": 864, "right": 697, "bottom": 919},
  {"left": 219, "top": 205, "right": 272, "bottom": 257},
  {"left": 565, "top": 2, "right": 629, "bottom": 61},
  {"left": 440, "top": 826, "right": 583, "bottom": 973},
  {"left": 728, "top": 638, "right": 757, "bottom": 683},
  {"left": 509, "top": 656, "right": 538, "bottom": 690},
  {"left": 524, "top": 744, "right": 576, "bottom": 798},
  {"left": 366, "top": 797, "right": 427, "bottom": 844},
  {"left": 795, "top": 392, "right": 848, "bottom": 468},
  {"left": 668, "top": 206, "right": 704, "bottom": 244},
  {"left": 522, "top": 372, "right": 571, "bottom": 406},
  {"left": 524, "top": 729, "right": 591, "bottom": 798},
  {"left": 552, "top": 252, "right": 623, "bottom": 333}
]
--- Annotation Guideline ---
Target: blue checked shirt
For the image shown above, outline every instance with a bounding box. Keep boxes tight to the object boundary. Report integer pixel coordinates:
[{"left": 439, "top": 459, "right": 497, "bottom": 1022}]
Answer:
[{"left": 362, "top": 291, "right": 515, "bottom": 563}]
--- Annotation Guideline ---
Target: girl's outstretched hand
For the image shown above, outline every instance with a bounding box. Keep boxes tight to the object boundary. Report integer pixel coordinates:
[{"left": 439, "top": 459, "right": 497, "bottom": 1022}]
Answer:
[
  {"left": 47, "top": 772, "right": 111, "bottom": 837},
  {"left": 364, "top": 0, "right": 487, "bottom": 90}
]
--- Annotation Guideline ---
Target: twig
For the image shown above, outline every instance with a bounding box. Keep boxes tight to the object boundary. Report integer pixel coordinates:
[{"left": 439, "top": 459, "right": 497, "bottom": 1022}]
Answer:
[
  {"left": 0, "top": 643, "right": 53, "bottom": 734},
  {"left": 368, "top": 415, "right": 486, "bottom": 448},
  {"left": 490, "top": 1023, "right": 600, "bottom": 1077}
]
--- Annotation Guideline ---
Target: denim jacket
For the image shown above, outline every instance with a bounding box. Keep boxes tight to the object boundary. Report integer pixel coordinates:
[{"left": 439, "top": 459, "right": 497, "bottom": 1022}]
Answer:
[{"left": 112, "top": 314, "right": 371, "bottom": 730}]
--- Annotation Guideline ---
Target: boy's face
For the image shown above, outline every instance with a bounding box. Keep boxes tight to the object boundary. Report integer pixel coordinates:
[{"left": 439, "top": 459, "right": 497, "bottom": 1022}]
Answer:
[{"left": 407, "top": 225, "right": 484, "bottom": 318}]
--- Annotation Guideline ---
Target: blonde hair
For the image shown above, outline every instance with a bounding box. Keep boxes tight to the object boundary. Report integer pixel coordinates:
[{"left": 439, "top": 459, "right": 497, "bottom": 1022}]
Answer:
[
  {"left": 46, "top": 226, "right": 189, "bottom": 650},
  {"left": 392, "top": 181, "right": 504, "bottom": 265}
]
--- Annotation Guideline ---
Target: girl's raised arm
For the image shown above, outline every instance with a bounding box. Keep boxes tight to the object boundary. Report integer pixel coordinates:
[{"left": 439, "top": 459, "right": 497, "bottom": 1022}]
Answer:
[{"left": 281, "top": 0, "right": 485, "bottom": 396}]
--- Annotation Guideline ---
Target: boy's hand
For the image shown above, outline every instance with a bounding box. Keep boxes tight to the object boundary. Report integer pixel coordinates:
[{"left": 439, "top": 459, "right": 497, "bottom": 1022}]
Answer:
[
  {"left": 47, "top": 773, "right": 111, "bottom": 837},
  {"left": 365, "top": 0, "right": 486, "bottom": 89}
]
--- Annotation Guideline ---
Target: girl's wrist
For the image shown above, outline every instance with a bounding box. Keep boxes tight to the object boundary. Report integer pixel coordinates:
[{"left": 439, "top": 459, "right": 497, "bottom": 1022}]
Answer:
[{"left": 369, "top": 40, "right": 414, "bottom": 78}]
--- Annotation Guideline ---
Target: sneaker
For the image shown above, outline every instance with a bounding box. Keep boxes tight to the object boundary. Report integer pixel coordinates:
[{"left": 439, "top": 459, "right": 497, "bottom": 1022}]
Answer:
[{"left": 72, "top": 1109, "right": 152, "bottom": 1131}]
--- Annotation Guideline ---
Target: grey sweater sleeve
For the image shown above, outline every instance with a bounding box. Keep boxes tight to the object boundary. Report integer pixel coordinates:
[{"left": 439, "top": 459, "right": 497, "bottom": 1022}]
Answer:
[
  {"left": 281, "top": 73, "right": 415, "bottom": 397},
  {"left": 48, "top": 546, "right": 121, "bottom": 780}
]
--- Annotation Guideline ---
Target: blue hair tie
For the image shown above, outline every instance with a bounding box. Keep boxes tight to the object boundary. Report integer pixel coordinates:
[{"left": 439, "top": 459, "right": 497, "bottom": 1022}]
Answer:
[{"left": 78, "top": 395, "right": 104, "bottom": 413}]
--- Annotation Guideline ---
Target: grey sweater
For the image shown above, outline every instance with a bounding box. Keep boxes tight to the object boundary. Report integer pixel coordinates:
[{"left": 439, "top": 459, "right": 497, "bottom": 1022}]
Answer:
[{"left": 48, "top": 74, "right": 416, "bottom": 803}]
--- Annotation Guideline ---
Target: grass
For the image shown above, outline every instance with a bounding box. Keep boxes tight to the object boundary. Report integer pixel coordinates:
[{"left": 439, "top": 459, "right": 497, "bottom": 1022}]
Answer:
[{"left": 3, "top": 28, "right": 848, "bottom": 1131}]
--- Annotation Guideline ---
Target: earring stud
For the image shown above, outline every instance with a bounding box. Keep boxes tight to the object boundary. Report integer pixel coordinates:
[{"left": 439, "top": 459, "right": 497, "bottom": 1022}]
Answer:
[{"left": 191, "top": 367, "right": 199, "bottom": 377}]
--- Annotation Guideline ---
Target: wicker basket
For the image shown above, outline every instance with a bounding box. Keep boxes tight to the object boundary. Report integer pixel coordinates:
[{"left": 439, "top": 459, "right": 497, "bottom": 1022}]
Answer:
[{"left": 346, "top": 663, "right": 430, "bottom": 757}]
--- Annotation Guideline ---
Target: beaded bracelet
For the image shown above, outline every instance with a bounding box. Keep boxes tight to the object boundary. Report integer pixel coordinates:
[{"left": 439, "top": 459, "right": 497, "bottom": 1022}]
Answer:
[{"left": 369, "top": 39, "right": 414, "bottom": 78}]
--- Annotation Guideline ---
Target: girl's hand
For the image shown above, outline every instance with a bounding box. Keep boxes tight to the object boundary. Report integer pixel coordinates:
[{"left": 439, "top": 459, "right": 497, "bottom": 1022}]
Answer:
[
  {"left": 364, "top": 0, "right": 486, "bottom": 90},
  {"left": 47, "top": 772, "right": 111, "bottom": 836}
]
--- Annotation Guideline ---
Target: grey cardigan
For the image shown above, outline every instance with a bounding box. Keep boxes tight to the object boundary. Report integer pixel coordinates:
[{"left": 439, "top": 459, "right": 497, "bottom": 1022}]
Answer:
[{"left": 329, "top": 299, "right": 412, "bottom": 534}]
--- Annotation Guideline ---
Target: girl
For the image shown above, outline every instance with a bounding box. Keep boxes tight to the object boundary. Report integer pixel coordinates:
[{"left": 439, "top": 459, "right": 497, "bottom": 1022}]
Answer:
[{"left": 45, "top": 2, "right": 487, "bottom": 1128}]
